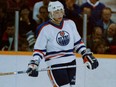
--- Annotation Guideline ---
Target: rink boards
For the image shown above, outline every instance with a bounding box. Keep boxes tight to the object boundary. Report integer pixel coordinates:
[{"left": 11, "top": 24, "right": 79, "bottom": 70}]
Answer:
[{"left": 0, "top": 51, "right": 116, "bottom": 87}]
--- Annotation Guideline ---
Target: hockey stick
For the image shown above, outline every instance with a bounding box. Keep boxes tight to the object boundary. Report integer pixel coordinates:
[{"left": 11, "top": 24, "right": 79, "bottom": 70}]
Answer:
[{"left": 0, "top": 64, "right": 86, "bottom": 76}]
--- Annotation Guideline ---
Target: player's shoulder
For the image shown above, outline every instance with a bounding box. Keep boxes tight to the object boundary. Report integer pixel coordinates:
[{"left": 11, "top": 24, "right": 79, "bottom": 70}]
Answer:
[
  {"left": 37, "top": 21, "right": 50, "bottom": 29},
  {"left": 63, "top": 18, "right": 75, "bottom": 24},
  {"left": 36, "top": 21, "right": 50, "bottom": 36}
]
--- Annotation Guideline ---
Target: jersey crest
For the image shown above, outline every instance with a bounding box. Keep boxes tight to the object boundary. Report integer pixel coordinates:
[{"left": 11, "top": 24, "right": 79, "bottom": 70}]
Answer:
[{"left": 56, "top": 31, "right": 70, "bottom": 46}]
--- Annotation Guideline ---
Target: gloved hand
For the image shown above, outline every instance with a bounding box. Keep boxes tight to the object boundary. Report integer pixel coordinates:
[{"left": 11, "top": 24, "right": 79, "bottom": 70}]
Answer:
[
  {"left": 81, "top": 50, "right": 99, "bottom": 70},
  {"left": 26, "top": 60, "right": 39, "bottom": 77}
]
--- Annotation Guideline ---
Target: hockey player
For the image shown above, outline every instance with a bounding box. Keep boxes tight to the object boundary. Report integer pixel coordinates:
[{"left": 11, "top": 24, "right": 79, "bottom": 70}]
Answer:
[{"left": 26, "top": 1, "right": 99, "bottom": 87}]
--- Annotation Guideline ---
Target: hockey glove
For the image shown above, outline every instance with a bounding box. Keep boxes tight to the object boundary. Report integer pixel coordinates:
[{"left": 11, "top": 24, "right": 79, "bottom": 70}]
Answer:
[
  {"left": 26, "top": 60, "right": 39, "bottom": 77},
  {"left": 82, "top": 50, "right": 99, "bottom": 70}
]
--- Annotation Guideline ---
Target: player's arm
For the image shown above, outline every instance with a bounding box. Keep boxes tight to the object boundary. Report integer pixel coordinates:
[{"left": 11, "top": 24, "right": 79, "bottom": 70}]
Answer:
[
  {"left": 26, "top": 27, "right": 47, "bottom": 76},
  {"left": 71, "top": 20, "right": 99, "bottom": 70}
]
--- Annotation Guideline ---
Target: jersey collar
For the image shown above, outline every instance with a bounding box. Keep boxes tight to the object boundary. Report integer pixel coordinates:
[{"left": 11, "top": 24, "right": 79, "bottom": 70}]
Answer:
[{"left": 48, "top": 19, "right": 64, "bottom": 29}]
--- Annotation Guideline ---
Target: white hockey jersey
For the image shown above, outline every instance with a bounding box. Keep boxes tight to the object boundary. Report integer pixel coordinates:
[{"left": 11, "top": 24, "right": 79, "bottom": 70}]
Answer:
[{"left": 33, "top": 19, "right": 86, "bottom": 66}]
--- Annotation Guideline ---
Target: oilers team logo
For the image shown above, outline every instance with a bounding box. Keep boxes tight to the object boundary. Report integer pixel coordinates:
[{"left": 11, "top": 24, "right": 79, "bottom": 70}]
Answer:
[{"left": 56, "top": 31, "right": 70, "bottom": 46}]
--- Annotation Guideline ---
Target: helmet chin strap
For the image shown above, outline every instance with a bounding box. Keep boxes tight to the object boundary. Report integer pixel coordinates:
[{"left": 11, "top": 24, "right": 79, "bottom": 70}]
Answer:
[
  {"left": 49, "top": 12, "right": 62, "bottom": 25},
  {"left": 49, "top": 12, "right": 55, "bottom": 21}
]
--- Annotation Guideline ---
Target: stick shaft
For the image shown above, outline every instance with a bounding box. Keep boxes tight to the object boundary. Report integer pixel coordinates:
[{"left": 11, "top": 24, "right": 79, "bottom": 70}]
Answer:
[
  {"left": 41, "top": 64, "right": 87, "bottom": 71},
  {"left": 0, "top": 64, "right": 86, "bottom": 76}
]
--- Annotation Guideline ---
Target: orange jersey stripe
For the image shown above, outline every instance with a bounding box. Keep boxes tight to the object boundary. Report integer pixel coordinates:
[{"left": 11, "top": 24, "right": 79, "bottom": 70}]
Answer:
[
  {"left": 34, "top": 50, "right": 45, "bottom": 56},
  {"left": 45, "top": 54, "right": 65, "bottom": 60}
]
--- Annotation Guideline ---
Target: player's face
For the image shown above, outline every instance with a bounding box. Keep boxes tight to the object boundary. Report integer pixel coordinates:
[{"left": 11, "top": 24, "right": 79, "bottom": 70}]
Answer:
[{"left": 52, "top": 10, "right": 64, "bottom": 24}]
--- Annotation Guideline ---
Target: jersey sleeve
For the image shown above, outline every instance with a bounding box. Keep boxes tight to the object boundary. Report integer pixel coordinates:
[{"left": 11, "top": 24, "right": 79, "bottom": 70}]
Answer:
[
  {"left": 70, "top": 20, "right": 86, "bottom": 54},
  {"left": 33, "top": 27, "right": 48, "bottom": 60}
]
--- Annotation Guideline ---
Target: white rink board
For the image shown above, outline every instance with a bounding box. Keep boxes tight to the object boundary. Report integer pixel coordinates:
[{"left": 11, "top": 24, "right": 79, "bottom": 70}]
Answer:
[{"left": 0, "top": 55, "right": 116, "bottom": 87}]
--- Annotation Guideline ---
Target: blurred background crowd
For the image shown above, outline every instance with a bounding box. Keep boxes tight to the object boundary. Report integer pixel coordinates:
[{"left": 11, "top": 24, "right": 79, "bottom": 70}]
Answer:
[{"left": 0, "top": 0, "right": 116, "bottom": 54}]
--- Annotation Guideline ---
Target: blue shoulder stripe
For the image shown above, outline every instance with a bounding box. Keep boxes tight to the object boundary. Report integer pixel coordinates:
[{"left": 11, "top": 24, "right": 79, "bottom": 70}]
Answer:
[{"left": 36, "top": 20, "right": 50, "bottom": 37}]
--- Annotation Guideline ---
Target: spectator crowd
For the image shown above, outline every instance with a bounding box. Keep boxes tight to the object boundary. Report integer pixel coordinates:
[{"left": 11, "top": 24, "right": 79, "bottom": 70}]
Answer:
[{"left": 0, "top": 0, "right": 116, "bottom": 54}]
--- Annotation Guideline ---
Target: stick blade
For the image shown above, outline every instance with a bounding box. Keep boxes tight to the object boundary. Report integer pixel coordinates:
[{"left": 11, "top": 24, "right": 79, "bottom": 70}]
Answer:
[
  {"left": 0, "top": 72, "right": 15, "bottom": 76},
  {"left": 0, "top": 71, "right": 26, "bottom": 76}
]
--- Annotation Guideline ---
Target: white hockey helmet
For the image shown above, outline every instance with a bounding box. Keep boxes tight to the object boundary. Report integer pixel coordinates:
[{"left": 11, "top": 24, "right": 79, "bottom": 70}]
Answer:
[{"left": 48, "top": 1, "right": 64, "bottom": 12}]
